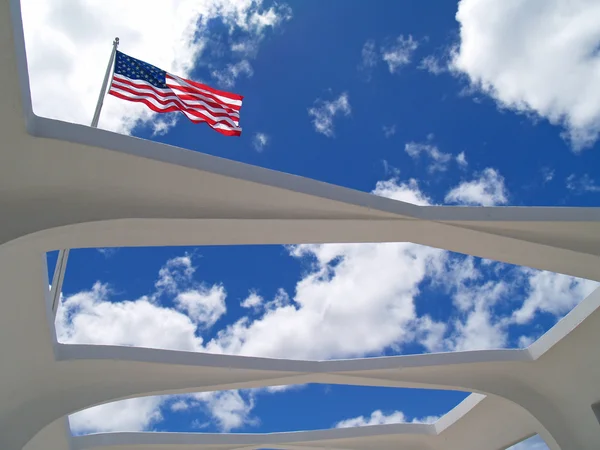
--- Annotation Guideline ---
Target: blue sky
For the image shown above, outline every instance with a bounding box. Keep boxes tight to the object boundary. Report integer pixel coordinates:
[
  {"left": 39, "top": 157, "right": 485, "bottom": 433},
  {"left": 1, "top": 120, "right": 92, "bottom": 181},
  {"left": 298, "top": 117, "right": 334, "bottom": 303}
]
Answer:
[{"left": 24, "top": 0, "right": 600, "bottom": 448}]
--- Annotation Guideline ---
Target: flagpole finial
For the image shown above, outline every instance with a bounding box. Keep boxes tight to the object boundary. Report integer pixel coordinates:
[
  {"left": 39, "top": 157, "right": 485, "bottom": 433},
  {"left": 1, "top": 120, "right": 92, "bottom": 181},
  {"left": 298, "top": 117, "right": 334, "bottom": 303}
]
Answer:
[{"left": 114, "top": 37, "right": 120, "bottom": 47}]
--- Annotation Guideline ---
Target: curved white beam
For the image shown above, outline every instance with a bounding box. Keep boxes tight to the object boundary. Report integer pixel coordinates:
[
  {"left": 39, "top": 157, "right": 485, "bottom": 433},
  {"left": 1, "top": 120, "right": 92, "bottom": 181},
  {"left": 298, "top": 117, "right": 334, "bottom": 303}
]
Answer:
[
  {"left": 1, "top": 241, "right": 597, "bottom": 449},
  {"left": 70, "top": 395, "right": 542, "bottom": 450}
]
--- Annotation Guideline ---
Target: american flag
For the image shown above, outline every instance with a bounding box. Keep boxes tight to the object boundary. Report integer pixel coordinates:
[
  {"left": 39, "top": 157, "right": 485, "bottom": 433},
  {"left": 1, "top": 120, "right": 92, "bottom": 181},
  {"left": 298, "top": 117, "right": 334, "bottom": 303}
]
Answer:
[{"left": 109, "top": 51, "right": 243, "bottom": 136}]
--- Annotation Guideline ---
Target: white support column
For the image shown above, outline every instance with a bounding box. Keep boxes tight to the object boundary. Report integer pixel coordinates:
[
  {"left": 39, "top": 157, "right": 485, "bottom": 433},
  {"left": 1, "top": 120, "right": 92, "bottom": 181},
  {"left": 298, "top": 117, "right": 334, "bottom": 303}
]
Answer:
[
  {"left": 48, "top": 38, "right": 120, "bottom": 315},
  {"left": 49, "top": 249, "right": 68, "bottom": 317}
]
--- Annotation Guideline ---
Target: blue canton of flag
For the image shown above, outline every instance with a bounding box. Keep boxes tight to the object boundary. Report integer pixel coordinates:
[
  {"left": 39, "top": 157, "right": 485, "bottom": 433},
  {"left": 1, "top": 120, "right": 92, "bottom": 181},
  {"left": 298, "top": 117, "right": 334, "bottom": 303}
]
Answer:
[{"left": 114, "top": 51, "right": 167, "bottom": 89}]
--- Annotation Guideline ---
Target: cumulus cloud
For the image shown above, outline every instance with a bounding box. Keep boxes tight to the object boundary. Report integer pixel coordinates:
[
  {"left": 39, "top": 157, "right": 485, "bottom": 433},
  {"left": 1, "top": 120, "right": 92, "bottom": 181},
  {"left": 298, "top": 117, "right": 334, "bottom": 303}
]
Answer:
[
  {"left": 192, "top": 391, "right": 257, "bottom": 431},
  {"left": 69, "top": 396, "right": 163, "bottom": 435},
  {"left": 445, "top": 168, "right": 508, "bottom": 206},
  {"left": 308, "top": 92, "right": 351, "bottom": 137},
  {"left": 56, "top": 282, "right": 205, "bottom": 351},
  {"left": 404, "top": 141, "right": 452, "bottom": 173},
  {"left": 335, "top": 410, "right": 439, "bottom": 428},
  {"left": 241, "top": 291, "right": 264, "bottom": 310},
  {"left": 58, "top": 256, "right": 244, "bottom": 434},
  {"left": 202, "top": 180, "right": 447, "bottom": 360},
  {"left": 174, "top": 286, "right": 227, "bottom": 328},
  {"left": 252, "top": 132, "right": 270, "bottom": 151},
  {"left": 381, "top": 35, "right": 419, "bottom": 74},
  {"left": 21, "top": 0, "right": 291, "bottom": 135},
  {"left": 512, "top": 270, "right": 599, "bottom": 324},
  {"left": 451, "top": 0, "right": 600, "bottom": 150}
]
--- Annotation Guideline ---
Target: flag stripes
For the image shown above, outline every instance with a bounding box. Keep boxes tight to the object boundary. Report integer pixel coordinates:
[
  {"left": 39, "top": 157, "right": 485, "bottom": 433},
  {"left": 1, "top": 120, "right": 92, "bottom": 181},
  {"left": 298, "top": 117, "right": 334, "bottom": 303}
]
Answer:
[{"left": 108, "top": 51, "right": 243, "bottom": 136}]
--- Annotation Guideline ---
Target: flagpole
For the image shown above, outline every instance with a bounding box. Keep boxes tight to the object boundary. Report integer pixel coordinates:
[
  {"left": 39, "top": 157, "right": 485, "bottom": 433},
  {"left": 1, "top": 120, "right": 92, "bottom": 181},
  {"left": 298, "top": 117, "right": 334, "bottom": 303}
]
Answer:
[
  {"left": 49, "top": 37, "right": 120, "bottom": 318},
  {"left": 91, "top": 37, "right": 119, "bottom": 128}
]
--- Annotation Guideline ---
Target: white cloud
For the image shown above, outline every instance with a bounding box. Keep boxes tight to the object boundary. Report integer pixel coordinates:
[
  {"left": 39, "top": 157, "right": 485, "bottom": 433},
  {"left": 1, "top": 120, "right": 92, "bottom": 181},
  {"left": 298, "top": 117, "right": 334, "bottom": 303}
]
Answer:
[
  {"left": 69, "top": 396, "right": 163, "bottom": 434},
  {"left": 381, "top": 160, "right": 401, "bottom": 178},
  {"left": 373, "top": 178, "right": 431, "bottom": 205},
  {"left": 445, "top": 168, "right": 508, "bottom": 206},
  {"left": 445, "top": 276, "right": 511, "bottom": 351},
  {"left": 56, "top": 282, "right": 205, "bottom": 351},
  {"left": 204, "top": 180, "right": 447, "bottom": 360},
  {"left": 335, "top": 410, "right": 439, "bottom": 428},
  {"left": 512, "top": 270, "right": 599, "bottom": 324},
  {"left": 21, "top": 0, "right": 291, "bottom": 135},
  {"left": 451, "top": 0, "right": 600, "bottom": 150},
  {"left": 155, "top": 255, "right": 196, "bottom": 295},
  {"left": 193, "top": 391, "right": 257, "bottom": 431},
  {"left": 252, "top": 132, "right": 270, "bottom": 151},
  {"left": 418, "top": 55, "right": 447, "bottom": 75},
  {"left": 566, "top": 174, "right": 600, "bottom": 193},
  {"left": 211, "top": 59, "right": 254, "bottom": 88},
  {"left": 308, "top": 92, "right": 351, "bottom": 137},
  {"left": 382, "top": 124, "right": 397, "bottom": 138},
  {"left": 58, "top": 256, "right": 245, "bottom": 434},
  {"left": 241, "top": 291, "right": 264, "bottom": 310},
  {"left": 174, "top": 285, "right": 227, "bottom": 328},
  {"left": 404, "top": 141, "right": 452, "bottom": 173},
  {"left": 456, "top": 151, "right": 468, "bottom": 168},
  {"left": 96, "top": 248, "right": 118, "bottom": 258},
  {"left": 381, "top": 35, "right": 419, "bottom": 73},
  {"left": 58, "top": 182, "right": 597, "bottom": 435}
]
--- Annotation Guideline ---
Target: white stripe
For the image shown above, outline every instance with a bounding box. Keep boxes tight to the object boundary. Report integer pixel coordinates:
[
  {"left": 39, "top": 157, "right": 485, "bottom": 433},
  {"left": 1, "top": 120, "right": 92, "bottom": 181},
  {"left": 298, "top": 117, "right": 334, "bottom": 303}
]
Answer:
[
  {"left": 109, "top": 86, "right": 241, "bottom": 130},
  {"left": 166, "top": 74, "right": 243, "bottom": 108},
  {"left": 111, "top": 78, "right": 240, "bottom": 120},
  {"left": 179, "top": 109, "right": 242, "bottom": 132},
  {"left": 113, "top": 74, "right": 240, "bottom": 117}
]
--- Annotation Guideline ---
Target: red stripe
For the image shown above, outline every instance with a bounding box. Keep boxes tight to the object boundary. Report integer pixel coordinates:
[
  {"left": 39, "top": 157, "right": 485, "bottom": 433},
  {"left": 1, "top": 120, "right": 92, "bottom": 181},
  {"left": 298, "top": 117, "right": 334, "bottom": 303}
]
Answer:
[
  {"left": 168, "top": 74, "right": 243, "bottom": 101},
  {"left": 111, "top": 81, "right": 239, "bottom": 122},
  {"left": 114, "top": 75, "right": 240, "bottom": 116},
  {"left": 109, "top": 72, "right": 243, "bottom": 137},
  {"left": 165, "top": 77, "right": 241, "bottom": 113},
  {"left": 108, "top": 89, "right": 241, "bottom": 132}
]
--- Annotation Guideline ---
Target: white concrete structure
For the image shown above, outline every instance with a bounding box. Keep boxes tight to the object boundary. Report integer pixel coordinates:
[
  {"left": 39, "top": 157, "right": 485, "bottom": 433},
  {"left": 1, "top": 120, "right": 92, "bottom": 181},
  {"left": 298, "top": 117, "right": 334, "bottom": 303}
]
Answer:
[{"left": 2, "top": 0, "right": 600, "bottom": 449}]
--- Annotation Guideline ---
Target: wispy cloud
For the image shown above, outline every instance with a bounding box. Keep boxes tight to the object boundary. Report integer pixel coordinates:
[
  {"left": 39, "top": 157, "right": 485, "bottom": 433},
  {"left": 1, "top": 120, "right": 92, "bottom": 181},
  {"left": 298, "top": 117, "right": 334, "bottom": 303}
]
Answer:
[
  {"left": 211, "top": 60, "right": 254, "bottom": 88},
  {"left": 566, "top": 174, "right": 600, "bottom": 193},
  {"left": 97, "top": 248, "right": 118, "bottom": 258},
  {"left": 418, "top": 55, "right": 447, "bottom": 75},
  {"left": 456, "top": 151, "right": 468, "bottom": 168},
  {"left": 381, "top": 35, "right": 418, "bottom": 73},
  {"left": 308, "top": 92, "right": 351, "bottom": 137},
  {"left": 381, "top": 160, "right": 401, "bottom": 178},
  {"left": 358, "top": 39, "right": 378, "bottom": 78},
  {"left": 404, "top": 141, "right": 452, "bottom": 173},
  {"left": 382, "top": 124, "right": 397, "bottom": 138},
  {"left": 541, "top": 167, "right": 555, "bottom": 183},
  {"left": 252, "top": 132, "right": 270, "bottom": 152}
]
